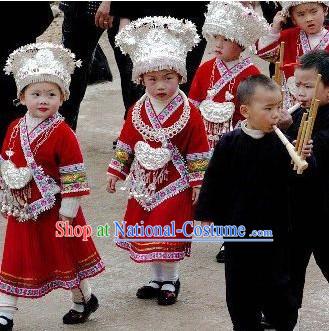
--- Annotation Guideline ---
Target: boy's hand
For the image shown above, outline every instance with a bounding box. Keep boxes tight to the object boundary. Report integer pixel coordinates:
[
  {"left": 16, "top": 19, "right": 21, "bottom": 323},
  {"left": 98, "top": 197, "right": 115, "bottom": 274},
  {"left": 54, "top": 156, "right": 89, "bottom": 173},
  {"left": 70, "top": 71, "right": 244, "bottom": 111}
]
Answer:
[
  {"left": 192, "top": 186, "right": 201, "bottom": 205},
  {"left": 59, "top": 214, "right": 74, "bottom": 225},
  {"left": 272, "top": 11, "right": 286, "bottom": 33},
  {"left": 107, "top": 174, "right": 119, "bottom": 193},
  {"left": 301, "top": 139, "right": 313, "bottom": 159},
  {"left": 278, "top": 109, "right": 293, "bottom": 130}
]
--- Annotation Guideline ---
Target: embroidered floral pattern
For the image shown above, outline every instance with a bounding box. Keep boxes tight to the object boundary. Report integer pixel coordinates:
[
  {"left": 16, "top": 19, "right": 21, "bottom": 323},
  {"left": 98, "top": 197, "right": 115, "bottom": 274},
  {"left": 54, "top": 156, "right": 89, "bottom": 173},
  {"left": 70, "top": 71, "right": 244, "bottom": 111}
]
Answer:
[
  {"left": 300, "top": 30, "right": 329, "bottom": 54},
  {"left": 210, "top": 58, "right": 252, "bottom": 99},
  {"left": 28, "top": 113, "right": 64, "bottom": 144},
  {"left": 116, "top": 241, "right": 190, "bottom": 262},
  {"left": 20, "top": 119, "right": 60, "bottom": 220},
  {"left": 157, "top": 94, "right": 183, "bottom": 124},
  {"left": 109, "top": 140, "right": 134, "bottom": 177},
  {"left": 189, "top": 98, "right": 201, "bottom": 108},
  {"left": 257, "top": 46, "right": 280, "bottom": 62},
  {"left": 186, "top": 151, "right": 211, "bottom": 183},
  {"left": 0, "top": 260, "right": 105, "bottom": 298},
  {"left": 59, "top": 163, "right": 89, "bottom": 195}
]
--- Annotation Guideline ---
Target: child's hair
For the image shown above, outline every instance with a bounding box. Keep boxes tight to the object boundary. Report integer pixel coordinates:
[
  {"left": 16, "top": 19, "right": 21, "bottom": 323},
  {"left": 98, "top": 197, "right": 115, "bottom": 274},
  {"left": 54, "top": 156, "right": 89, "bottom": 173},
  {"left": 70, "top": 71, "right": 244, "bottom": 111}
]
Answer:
[
  {"left": 299, "top": 50, "right": 329, "bottom": 87},
  {"left": 237, "top": 74, "right": 280, "bottom": 105}
]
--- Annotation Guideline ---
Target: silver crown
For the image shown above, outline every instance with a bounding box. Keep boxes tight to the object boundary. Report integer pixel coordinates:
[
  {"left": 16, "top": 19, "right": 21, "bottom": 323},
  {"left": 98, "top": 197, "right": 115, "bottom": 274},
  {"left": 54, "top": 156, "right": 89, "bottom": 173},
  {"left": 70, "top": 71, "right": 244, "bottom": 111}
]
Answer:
[
  {"left": 202, "top": 1, "right": 270, "bottom": 48},
  {"left": 281, "top": 1, "right": 329, "bottom": 16},
  {"left": 4, "top": 43, "right": 82, "bottom": 100},
  {"left": 115, "top": 16, "right": 200, "bottom": 83}
]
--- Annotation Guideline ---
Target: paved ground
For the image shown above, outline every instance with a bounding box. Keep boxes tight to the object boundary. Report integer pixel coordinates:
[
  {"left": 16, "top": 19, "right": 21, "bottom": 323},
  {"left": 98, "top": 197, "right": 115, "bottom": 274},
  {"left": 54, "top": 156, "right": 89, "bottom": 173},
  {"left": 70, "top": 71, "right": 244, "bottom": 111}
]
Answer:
[{"left": 0, "top": 8, "right": 328, "bottom": 331}]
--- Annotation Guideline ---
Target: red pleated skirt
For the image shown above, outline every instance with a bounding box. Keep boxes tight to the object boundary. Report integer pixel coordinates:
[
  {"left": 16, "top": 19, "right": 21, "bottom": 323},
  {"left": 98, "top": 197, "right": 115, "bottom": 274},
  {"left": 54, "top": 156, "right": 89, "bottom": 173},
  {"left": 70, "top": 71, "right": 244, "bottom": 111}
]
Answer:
[
  {"left": 116, "top": 188, "right": 194, "bottom": 263},
  {"left": 0, "top": 204, "right": 105, "bottom": 299}
]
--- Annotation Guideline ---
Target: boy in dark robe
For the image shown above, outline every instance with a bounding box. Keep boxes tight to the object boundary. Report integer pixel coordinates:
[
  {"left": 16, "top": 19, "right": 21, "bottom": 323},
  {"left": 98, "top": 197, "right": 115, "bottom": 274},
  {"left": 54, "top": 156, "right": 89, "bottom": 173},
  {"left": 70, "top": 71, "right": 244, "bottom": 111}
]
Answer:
[{"left": 195, "top": 74, "right": 313, "bottom": 331}]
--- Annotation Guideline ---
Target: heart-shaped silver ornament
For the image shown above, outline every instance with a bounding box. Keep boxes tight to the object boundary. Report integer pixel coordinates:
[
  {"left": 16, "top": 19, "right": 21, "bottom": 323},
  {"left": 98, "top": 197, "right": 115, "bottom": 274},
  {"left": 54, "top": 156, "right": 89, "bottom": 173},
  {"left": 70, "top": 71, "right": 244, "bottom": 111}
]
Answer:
[
  {"left": 0, "top": 160, "right": 33, "bottom": 189},
  {"left": 135, "top": 141, "right": 171, "bottom": 171},
  {"left": 199, "top": 100, "right": 235, "bottom": 124}
]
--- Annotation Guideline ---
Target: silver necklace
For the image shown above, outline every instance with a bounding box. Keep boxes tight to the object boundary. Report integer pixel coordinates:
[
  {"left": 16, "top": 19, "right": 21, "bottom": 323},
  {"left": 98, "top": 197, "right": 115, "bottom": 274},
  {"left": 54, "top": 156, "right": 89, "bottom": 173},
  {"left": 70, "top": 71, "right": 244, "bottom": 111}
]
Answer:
[{"left": 131, "top": 90, "right": 190, "bottom": 142}]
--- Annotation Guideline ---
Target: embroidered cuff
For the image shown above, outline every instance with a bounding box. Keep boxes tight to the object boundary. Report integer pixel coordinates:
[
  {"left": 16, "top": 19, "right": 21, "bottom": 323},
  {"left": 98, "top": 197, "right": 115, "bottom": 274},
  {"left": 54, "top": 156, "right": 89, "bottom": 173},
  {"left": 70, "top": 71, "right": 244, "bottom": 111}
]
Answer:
[
  {"left": 59, "top": 197, "right": 81, "bottom": 218},
  {"left": 108, "top": 140, "right": 133, "bottom": 179},
  {"left": 186, "top": 151, "right": 211, "bottom": 184},
  {"left": 59, "top": 163, "right": 89, "bottom": 197}
]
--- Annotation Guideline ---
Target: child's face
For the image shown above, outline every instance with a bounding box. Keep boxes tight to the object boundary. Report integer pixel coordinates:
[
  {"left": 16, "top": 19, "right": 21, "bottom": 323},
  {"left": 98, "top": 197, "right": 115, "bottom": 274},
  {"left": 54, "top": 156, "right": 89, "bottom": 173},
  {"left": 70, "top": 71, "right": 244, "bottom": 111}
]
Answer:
[
  {"left": 294, "top": 67, "right": 329, "bottom": 107},
  {"left": 291, "top": 3, "right": 327, "bottom": 35},
  {"left": 20, "top": 82, "right": 63, "bottom": 120},
  {"left": 142, "top": 70, "right": 180, "bottom": 102},
  {"left": 241, "top": 86, "right": 282, "bottom": 133},
  {"left": 212, "top": 35, "right": 243, "bottom": 62}
]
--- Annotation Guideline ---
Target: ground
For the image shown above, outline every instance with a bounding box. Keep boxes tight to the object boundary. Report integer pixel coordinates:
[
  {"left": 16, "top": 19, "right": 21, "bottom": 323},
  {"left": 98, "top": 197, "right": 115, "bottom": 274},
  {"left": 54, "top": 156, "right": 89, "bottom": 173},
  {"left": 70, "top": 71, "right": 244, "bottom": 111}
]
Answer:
[{"left": 0, "top": 7, "right": 328, "bottom": 331}]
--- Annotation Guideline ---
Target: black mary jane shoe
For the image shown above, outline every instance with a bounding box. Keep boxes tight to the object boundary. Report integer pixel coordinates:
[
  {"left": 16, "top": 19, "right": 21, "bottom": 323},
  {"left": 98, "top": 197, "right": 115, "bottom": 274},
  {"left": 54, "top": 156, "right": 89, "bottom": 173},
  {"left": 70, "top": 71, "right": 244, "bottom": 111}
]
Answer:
[
  {"left": 0, "top": 316, "right": 13, "bottom": 331},
  {"left": 158, "top": 279, "right": 180, "bottom": 306},
  {"left": 216, "top": 245, "right": 225, "bottom": 263},
  {"left": 63, "top": 293, "right": 99, "bottom": 325},
  {"left": 136, "top": 280, "right": 163, "bottom": 299}
]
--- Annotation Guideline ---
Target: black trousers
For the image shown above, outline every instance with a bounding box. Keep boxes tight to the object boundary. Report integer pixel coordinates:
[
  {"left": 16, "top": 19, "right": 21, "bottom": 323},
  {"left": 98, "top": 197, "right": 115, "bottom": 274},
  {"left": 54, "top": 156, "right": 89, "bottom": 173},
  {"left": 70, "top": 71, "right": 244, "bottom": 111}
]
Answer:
[
  {"left": 289, "top": 224, "right": 329, "bottom": 308},
  {"left": 60, "top": 11, "right": 143, "bottom": 130},
  {"left": 225, "top": 243, "right": 298, "bottom": 331}
]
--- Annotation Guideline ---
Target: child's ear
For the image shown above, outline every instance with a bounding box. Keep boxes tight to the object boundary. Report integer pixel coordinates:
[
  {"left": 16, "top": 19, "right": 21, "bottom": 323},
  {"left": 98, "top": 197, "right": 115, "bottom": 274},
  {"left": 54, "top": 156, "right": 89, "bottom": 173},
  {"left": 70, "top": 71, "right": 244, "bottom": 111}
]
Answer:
[
  {"left": 240, "top": 104, "right": 249, "bottom": 119},
  {"left": 19, "top": 93, "right": 26, "bottom": 106}
]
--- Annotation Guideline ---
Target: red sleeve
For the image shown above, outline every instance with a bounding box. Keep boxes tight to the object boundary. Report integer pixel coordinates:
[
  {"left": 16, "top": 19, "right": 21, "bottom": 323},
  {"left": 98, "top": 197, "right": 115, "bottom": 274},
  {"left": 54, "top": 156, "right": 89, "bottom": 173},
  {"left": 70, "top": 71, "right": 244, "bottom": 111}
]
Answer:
[
  {"left": 188, "top": 59, "right": 215, "bottom": 107},
  {"left": 185, "top": 104, "right": 211, "bottom": 187},
  {"left": 56, "top": 123, "right": 90, "bottom": 198},
  {"left": 107, "top": 107, "right": 136, "bottom": 180}
]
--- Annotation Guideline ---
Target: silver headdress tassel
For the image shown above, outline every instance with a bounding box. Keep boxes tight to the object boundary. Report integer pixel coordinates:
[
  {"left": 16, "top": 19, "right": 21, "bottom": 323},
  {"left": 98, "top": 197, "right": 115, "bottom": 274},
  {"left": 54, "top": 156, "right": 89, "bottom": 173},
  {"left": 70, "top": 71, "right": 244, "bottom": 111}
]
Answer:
[
  {"left": 115, "top": 16, "right": 200, "bottom": 83},
  {"left": 281, "top": 1, "right": 329, "bottom": 17},
  {"left": 202, "top": 1, "right": 270, "bottom": 49},
  {"left": 4, "top": 42, "right": 82, "bottom": 100}
]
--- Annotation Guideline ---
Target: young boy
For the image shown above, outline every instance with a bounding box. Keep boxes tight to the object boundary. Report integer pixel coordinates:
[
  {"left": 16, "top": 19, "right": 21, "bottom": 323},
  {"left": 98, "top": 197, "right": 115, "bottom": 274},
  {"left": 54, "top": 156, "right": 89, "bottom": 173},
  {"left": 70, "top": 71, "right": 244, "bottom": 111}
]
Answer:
[
  {"left": 195, "top": 74, "right": 313, "bottom": 331},
  {"left": 0, "top": 43, "right": 105, "bottom": 330},
  {"left": 286, "top": 50, "right": 329, "bottom": 316},
  {"left": 189, "top": 1, "right": 269, "bottom": 150},
  {"left": 257, "top": 1, "right": 329, "bottom": 108},
  {"left": 107, "top": 16, "right": 210, "bottom": 306}
]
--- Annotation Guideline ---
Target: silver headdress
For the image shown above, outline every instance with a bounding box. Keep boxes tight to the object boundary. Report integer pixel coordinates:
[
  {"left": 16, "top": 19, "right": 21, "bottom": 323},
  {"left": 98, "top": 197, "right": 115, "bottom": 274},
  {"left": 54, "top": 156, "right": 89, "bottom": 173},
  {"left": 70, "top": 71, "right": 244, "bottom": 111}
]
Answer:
[
  {"left": 115, "top": 16, "right": 200, "bottom": 83},
  {"left": 4, "top": 42, "right": 82, "bottom": 100},
  {"left": 281, "top": 1, "right": 329, "bottom": 16},
  {"left": 202, "top": 1, "right": 270, "bottom": 48}
]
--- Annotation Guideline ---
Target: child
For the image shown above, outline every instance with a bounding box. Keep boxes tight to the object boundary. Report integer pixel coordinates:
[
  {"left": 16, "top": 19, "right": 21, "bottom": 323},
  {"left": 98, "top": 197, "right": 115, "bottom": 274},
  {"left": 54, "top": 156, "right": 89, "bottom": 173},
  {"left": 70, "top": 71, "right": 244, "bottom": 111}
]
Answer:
[
  {"left": 189, "top": 1, "right": 269, "bottom": 263},
  {"left": 286, "top": 50, "right": 329, "bottom": 320},
  {"left": 107, "top": 17, "right": 210, "bottom": 305},
  {"left": 257, "top": 1, "right": 329, "bottom": 109},
  {"left": 0, "top": 43, "right": 105, "bottom": 330},
  {"left": 189, "top": 1, "right": 269, "bottom": 150},
  {"left": 195, "top": 74, "right": 313, "bottom": 331}
]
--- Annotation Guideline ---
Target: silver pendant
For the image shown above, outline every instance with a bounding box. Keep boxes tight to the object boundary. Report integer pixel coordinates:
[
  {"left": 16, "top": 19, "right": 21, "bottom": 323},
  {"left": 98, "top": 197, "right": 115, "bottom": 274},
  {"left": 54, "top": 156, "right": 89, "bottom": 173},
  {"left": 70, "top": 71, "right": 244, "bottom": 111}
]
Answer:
[
  {"left": 135, "top": 141, "right": 171, "bottom": 171},
  {"left": 199, "top": 100, "right": 235, "bottom": 124},
  {"left": 0, "top": 160, "right": 33, "bottom": 189}
]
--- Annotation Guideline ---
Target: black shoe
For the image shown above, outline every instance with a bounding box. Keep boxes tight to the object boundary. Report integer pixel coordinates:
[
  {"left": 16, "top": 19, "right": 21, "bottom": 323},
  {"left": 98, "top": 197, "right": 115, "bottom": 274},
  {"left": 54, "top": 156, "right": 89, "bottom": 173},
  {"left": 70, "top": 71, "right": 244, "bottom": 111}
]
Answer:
[
  {"left": 158, "top": 279, "right": 180, "bottom": 305},
  {"left": 136, "top": 280, "right": 163, "bottom": 299},
  {"left": 216, "top": 246, "right": 225, "bottom": 263},
  {"left": 63, "top": 293, "right": 99, "bottom": 325},
  {"left": 0, "top": 316, "right": 13, "bottom": 331},
  {"left": 260, "top": 313, "right": 275, "bottom": 329}
]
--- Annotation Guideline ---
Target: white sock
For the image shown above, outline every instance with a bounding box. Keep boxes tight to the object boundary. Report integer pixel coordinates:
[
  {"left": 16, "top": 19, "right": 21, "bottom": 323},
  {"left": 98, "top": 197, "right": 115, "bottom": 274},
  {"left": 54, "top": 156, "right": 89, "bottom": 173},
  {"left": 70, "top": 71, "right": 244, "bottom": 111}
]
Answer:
[
  {"left": 70, "top": 279, "right": 92, "bottom": 312},
  {"left": 0, "top": 294, "right": 18, "bottom": 325},
  {"left": 161, "top": 262, "right": 179, "bottom": 292},
  {"left": 149, "top": 262, "right": 163, "bottom": 288}
]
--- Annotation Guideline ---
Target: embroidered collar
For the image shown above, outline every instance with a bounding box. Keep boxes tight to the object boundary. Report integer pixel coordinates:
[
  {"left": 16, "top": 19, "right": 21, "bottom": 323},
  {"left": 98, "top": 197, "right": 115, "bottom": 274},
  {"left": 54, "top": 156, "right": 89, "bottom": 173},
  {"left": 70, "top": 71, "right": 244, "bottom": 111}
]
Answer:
[
  {"left": 27, "top": 112, "right": 64, "bottom": 144},
  {"left": 300, "top": 28, "right": 329, "bottom": 54},
  {"left": 241, "top": 120, "right": 265, "bottom": 139}
]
